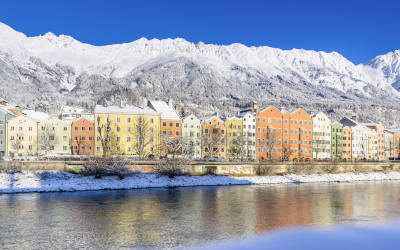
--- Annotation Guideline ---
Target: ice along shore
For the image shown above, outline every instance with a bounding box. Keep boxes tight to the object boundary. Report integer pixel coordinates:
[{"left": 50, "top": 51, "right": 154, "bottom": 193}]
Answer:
[{"left": 2, "top": 171, "right": 400, "bottom": 194}]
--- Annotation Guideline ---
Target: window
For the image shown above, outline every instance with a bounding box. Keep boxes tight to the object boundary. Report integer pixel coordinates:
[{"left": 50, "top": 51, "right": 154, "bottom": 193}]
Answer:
[{"left": 163, "top": 122, "right": 166, "bottom": 127}]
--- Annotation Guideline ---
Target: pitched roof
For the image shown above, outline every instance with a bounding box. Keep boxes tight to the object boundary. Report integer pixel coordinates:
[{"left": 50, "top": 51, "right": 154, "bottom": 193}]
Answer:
[
  {"left": 22, "top": 109, "right": 49, "bottom": 122},
  {"left": 94, "top": 105, "right": 158, "bottom": 116},
  {"left": 147, "top": 100, "right": 180, "bottom": 120}
]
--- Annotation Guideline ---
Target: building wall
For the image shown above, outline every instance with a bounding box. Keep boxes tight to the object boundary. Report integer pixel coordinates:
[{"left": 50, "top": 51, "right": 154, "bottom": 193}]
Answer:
[
  {"left": 71, "top": 118, "right": 95, "bottom": 155},
  {"left": 366, "top": 129, "right": 378, "bottom": 160},
  {"left": 342, "top": 126, "right": 352, "bottom": 160},
  {"left": 312, "top": 112, "right": 331, "bottom": 160},
  {"left": 0, "top": 110, "right": 15, "bottom": 158},
  {"left": 331, "top": 122, "right": 343, "bottom": 159},
  {"left": 94, "top": 114, "right": 160, "bottom": 157},
  {"left": 394, "top": 132, "right": 400, "bottom": 159},
  {"left": 256, "top": 106, "right": 284, "bottom": 161},
  {"left": 38, "top": 118, "right": 71, "bottom": 155},
  {"left": 6, "top": 116, "right": 39, "bottom": 157},
  {"left": 160, "top": 119, "right": 182, "bottom": 157},
  {"left": 366, "top": 124, "right": 385, "bottom": 161},
  {"left": 242, "top": 113, "right": 256, "bottom": 160},
  {"left": 351, "top": 125, "right": 368, "bottom": 160},
  {"left": 256, "top": 107, "right": 312, "bottom": 161},
  {"left": 201, "top": 116, "right": 226, "bottom": 159},
  {"left": 182, "top": 114, "right": 201, "bottom": 159},
  {"left": 225, "top": 117, "right": 243, "bottom": 159},
  {"left": 383, "top": 131, "right": 395, "bottom": 159},
  {"left": 289, "top": 109, "right": 313, "bottom": 161}
]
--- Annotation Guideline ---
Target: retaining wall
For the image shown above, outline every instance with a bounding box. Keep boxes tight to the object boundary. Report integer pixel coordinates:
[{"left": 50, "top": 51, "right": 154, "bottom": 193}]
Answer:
[{"left": 1, "top": 160, "right": 400, "bottom": 176}]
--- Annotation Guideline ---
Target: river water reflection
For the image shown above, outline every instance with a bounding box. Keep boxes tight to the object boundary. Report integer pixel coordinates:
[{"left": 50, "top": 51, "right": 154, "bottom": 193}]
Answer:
[{"left": 1, "top": 181, "right": 400, "bottom": 249}]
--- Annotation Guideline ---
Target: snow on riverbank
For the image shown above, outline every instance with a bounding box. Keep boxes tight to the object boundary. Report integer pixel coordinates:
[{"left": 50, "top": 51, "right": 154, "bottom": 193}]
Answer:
[{"left": 1, "top": 171, "right": 400, "bottom": 194}]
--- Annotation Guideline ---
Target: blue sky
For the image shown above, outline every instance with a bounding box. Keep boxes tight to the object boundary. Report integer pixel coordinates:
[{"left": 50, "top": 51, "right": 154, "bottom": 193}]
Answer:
[{"left": 1, "top": 0, "right": 399, "bottom": 63}]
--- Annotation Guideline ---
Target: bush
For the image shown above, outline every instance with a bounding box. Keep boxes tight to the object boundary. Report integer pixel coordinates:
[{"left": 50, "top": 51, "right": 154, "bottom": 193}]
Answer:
[
  {"left": 80, "top": 157, "right": 131, "bottom": 180},
  {"left": 157, "top": 158, "right": 188, "bottom": 178},
  {"left": 0, "top": 163, "right": 22, "bottom": 174}
]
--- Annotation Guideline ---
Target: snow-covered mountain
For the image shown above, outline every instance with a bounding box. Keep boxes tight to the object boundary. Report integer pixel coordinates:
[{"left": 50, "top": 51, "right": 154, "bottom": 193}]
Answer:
[{"left": 0, "top": 22, "right": 399, "bottom": 125}]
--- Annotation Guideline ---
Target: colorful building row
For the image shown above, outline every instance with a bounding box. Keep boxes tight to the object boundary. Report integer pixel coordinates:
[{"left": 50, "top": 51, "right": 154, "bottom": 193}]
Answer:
[{"left": 1, "top": 100, "right": 400, "bottom": 161}]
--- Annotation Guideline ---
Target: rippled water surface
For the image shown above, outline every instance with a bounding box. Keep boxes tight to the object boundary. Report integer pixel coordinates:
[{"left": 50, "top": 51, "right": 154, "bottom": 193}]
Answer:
[{"left": 1, "top": 181, "right": 400, "bottom": 249}]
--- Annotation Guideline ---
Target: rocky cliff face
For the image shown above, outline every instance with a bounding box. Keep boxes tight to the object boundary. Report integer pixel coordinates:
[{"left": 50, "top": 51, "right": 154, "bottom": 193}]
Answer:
[{"left": 0, "top": 22, "right": 399, "bottom": 126}]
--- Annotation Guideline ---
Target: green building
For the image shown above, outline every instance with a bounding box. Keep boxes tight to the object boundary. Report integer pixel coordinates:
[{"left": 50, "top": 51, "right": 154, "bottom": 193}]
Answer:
[{"left": 331, "top": 121, "right": 343, "bottom": 159}]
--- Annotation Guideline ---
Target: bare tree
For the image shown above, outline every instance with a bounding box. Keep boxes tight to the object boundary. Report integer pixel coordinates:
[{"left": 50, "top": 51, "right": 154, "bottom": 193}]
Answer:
[
  {"left": 160, "top": 133, "right": 182, "bottom": 160},
  {"left": 10, "top": 133, "right": 23, "bottom": 158},
  {"left": 228, "top": 136, "right": 244, "bottom": 160},
  {"left": 131, "top": 116, "right": 154, "bottom": 159},
  {"left": 261, "top": 127, "right": 276, "bottom": 161},
  {"left": 96, "top": 115, "right": 121, "bottom": 157},
  {"left": 39, "top": 124, "right": 57, "bottom": 155},
  {"left": 201, "top": 123, "right": 225, "bottom": 159},
  {"left": 182, "top": 139, "right": 196, "bottom": 159}
]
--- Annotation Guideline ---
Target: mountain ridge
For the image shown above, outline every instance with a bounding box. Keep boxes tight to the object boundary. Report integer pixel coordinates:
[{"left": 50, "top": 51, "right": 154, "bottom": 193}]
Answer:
[{"left": 0, "top": 22, "right": 400, "bottom": 126}]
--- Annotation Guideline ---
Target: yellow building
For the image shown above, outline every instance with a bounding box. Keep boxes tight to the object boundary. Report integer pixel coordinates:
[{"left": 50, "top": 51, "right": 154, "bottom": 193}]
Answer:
[
  {"left": 94, "top": 105, "right": 160, "bottom": 158},
  {"left": 225, "top": 116, "right": 243, "bottom": 159},
  {"left": 38, "top": 117, "right": 71, "bottom": 155}
]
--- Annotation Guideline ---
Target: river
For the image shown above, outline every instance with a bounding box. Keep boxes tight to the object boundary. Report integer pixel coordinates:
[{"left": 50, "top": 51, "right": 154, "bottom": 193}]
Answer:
[{"left": 1, "top": 181, "right": 400, "bottom": 249}]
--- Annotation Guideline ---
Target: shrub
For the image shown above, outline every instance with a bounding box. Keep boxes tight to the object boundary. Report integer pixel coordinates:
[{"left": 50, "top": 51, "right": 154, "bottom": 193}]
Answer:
[
  {"left": 80, "top": 157, "right": 131, "bottom": 180},
  {"left": 0, "top": 163, "right": 22, "bottom": 174},
  {"left": 157, "top": 158, "right": 188, "bottom": 178}
]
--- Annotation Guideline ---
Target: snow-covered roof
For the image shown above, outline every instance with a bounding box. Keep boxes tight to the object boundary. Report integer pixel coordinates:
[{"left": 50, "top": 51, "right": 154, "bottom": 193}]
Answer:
[
  {"left": 148, "top": 100, "right": 180, "bottom": 120},
  {"left": 94, "top": 105, "right": 158, "bottom": 116},
  {"left": 22, "top": 109, "right": 49, "bottom": 122}
]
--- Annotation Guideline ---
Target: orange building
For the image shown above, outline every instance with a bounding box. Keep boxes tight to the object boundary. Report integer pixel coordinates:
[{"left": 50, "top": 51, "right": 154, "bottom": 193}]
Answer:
[
  {"left": 201, "top": 116, "right": 226, "bottom": 159},
  {"left": 71, "top": 118, "right": 95, "bottom": 155},
  {"left": 148, "top": 100, "right": 182, "bottom": 157},
  {"left": 256, "top": 106, "right": 312, "bottom": 161},
  {"left": 342, "top": 126, "right": 352, "bottom": 160}
]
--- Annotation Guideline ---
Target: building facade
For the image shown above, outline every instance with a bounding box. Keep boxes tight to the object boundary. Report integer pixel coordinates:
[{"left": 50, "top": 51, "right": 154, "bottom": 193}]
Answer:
[
  {"left": 394, "top": 131, "right": 400, "bottom": 159},
  {"left": 201, "top": 116, "right": 226, "bottom": 159},
  {"left": 256, "top": 106, "right": 312, "bottom": 161},
  {"left": 366, "top": 128, "right": 378, "bottom": 160},
  {"left": 383, "top": 130, "right": 395, "bottom": 159},
  {"left": 0, "top": 108, "right": 16, "bottom": 158},
  {"left": 182, "top": 114, "right": 201, "bottom": 159},
  {"left": 342, "top": 126, "right": 352, "bottom": 161},
  {"left": 225, "top": 117, "right": 243, "bottom": 159},
  {"left": 340, "top": 117, "right": 368, "bottom": 160},
  {"left": 240, "top": 112, "right": 256, "bottom": 160},
  {"left": 38, "top": 117, "right": 71, "bottom": 155},
  {"left": 148, "top": 100, "right": 181, "bottom": 157},
  {"left": 365, "top": 124, "right": 385, "bottom": 161},
  {"left": 312, "top": 112, "right": 331, "bottom": 160},
  {"left": 94, "top": 105, "right": 160, "bottom": 158},
  {"left": 331, "top": 122, "right": 343, "bottom": 160},
  {"left": 6, "top": 115, "right": 39, "bottom": 157},
  {"left": 71, "top": 118, "right": 95, "bottom": 155}
]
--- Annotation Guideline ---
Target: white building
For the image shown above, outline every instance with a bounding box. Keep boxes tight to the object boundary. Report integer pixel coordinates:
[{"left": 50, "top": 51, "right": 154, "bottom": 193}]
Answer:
[
  {"left": 60, "top": 105, "right": 92, "bottom": 121},
  {"left": 182, "top": 114, "right": 201, "bottom": 159},
  {"left": 366, "top": 128, "right": 378, "bottom": 160},
  {"left": 312, "top": 112, "right": 331, "bottom": 160},
  {"left": 239, "top": 111, "right": 256, "bottom": 160}
]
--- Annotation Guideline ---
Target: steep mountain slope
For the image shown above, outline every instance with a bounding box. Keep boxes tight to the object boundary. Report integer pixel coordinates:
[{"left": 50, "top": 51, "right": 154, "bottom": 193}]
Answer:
[
  {"left": 0, "top": 22, "right": 399, "bottom": 126},
  {"left": 367, "top": 50, "right": 400, "bottom": 91}
]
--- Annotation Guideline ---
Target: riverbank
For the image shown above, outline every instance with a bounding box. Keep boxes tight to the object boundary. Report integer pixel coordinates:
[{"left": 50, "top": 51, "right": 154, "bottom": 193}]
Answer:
[{"left": 2, "top": 171, "right": 400, "bottom": 194}]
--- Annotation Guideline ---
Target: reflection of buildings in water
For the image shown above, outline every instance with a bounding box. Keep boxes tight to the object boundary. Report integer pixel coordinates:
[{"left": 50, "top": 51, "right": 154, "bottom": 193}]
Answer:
[
  {"left": 351, "top": 183, "right": 387, "bottom": 223},
  {"left": 254, "top": 185, "right": 314, "bottom": 234}
]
